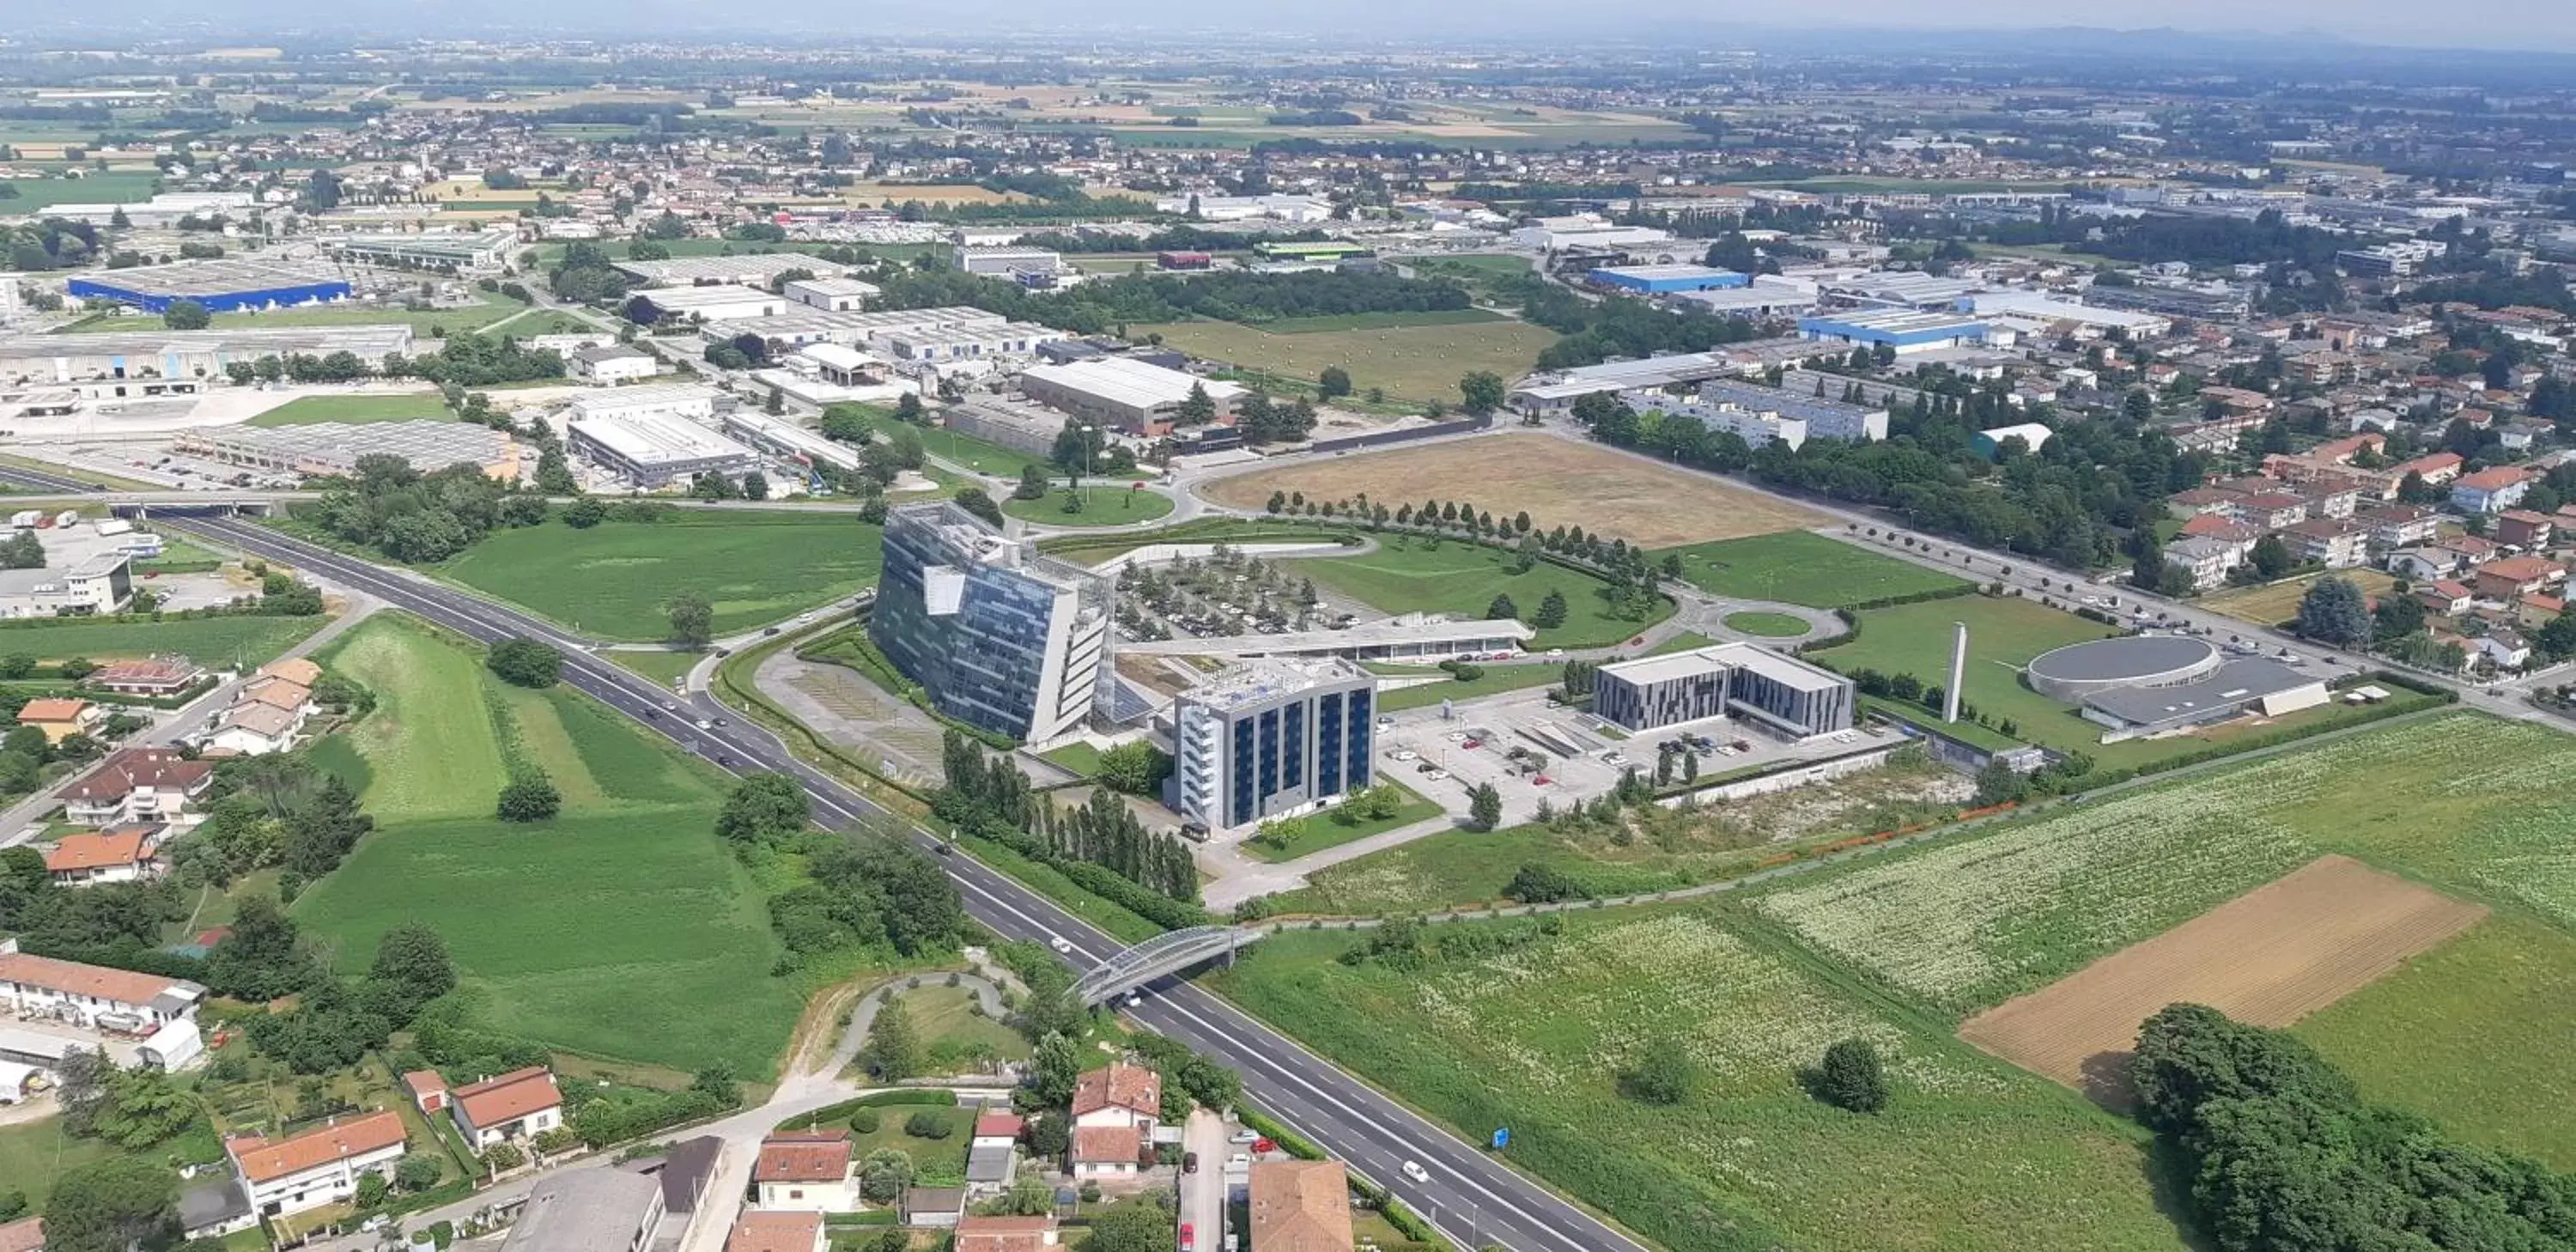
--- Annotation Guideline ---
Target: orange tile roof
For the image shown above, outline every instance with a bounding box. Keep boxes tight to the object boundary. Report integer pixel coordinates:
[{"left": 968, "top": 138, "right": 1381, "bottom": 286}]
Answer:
[
  {"left": 0, "top": 1216, "right": 39, "bottom": 1252},
  {"left": 43, "top": 828, "right": 155, "bottom": 873},
  {"left": 60, "top": 748, "right": 211, "bottom": 802},
  {"left": 0, "top": 949, "right": 189, "bottom": 1008},
  {"left": 1070, "top": 1124, "right": 1146, "bottom": 1165},
  {"left": 16, "top": 697, "right": 91, "bottom": 724},
  {"left": 1250, "top": 1160, "right": 1356, "bottom": 1252},
  {"left": 754, "top": 1129, "right": 853, "bottom": 1182},
  {"left": 1071, "top": 1063, "right": 1161, "bottom": 1120},
  {"left": 243, "top": 680, "right": 311, "bottom": 712},
  {"left": 228, "top": 1109, "right": 407, "bottom": 1183},
  {"left": 725, "top": 1211, "right": 823, "bottom": 1252},
  {"left": 257, "top": 658, "right": 321, "bottom": 687},
  {"left": 973, "top": 1111, "right": 1025, "bottom": 1140},
  {"left": 955, "top": 1215, "right": 1058, "bottom": 1252},
  {"left": 402, "top": 1070, "right": 447, "bottom": 1100},
  {"left": 452, "top": 1067, "right": 561, "bottom": 1131}
]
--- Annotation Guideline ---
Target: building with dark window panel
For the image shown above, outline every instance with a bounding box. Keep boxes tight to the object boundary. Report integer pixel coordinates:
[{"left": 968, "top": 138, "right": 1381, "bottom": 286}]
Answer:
[
  {"left": 1171, "top": 658, "right": 1374, "bottom": 833},
  {"left": 1594, "top": 643, "right": 1854, "bottom": 738},
  {"left": 869, "top": 501, "right": 1111, "bottom": 743}
]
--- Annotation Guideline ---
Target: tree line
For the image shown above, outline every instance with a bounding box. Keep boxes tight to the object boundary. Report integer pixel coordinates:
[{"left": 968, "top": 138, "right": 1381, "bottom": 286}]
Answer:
[
  {"left": 871, "top": 264, "right": 1472, "bottom": 338},
  {"left": 935, "top": 732, "right": 1204, "bottom": 927}
]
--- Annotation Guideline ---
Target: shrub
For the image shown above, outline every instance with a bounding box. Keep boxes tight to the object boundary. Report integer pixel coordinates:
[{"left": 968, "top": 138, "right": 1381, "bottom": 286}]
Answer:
[
  {"left": 1812, "top": 1037, "right": 1888, "bottom": 1113},
  {"left": 903, "top": 1109, "right": 952, "bottom": 1140}
]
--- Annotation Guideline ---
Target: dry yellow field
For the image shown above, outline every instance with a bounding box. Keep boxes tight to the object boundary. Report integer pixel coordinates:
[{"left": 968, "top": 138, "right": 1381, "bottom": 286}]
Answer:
[
  {"left": 1959, "top": 855, "right": 2487, "bottom": 1107},
  {"left": 2201, "top": 568, "right": 2401, "bottom": 625},
  {"left": 1139, "top": 319, "right": 1558, "bottom": 405},
  {"left": 1199, "top": 434, "right": 1829, "bottom": 549}
]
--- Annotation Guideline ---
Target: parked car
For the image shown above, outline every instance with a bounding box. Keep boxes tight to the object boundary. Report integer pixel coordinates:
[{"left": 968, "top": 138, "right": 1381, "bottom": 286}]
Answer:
[
  {"left": 1183, "top": 1152, "right": 1200, "bottom": 1174},
  {"left": 1230, "top": 1130, "right": 1260, "bottom": 1145}
]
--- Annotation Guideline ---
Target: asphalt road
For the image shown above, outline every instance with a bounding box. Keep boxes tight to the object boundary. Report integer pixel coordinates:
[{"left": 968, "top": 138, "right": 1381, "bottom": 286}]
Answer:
[{"left": 143, "top": 514, "right": 1649, "bottom": 1252}]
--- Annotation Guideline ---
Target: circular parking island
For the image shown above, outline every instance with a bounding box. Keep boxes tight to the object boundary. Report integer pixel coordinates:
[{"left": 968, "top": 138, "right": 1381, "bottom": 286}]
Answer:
[{"left": 2025, "top": 635, "right": 2224, "bottom": 703}]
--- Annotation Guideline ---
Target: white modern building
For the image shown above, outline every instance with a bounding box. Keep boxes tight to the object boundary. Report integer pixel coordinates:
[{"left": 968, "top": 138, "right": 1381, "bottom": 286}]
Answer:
[
  {"left": 1171, "top": 658, "right": 1376, "bottom": 834},
  {"left": 1592, "top": 643, "right": 1856, "bottom": 738},
  {"left": 571, "top": 343, "right": 659, "bottom": 384},
  {"left": 324, "top": 227, "right": 520, "bottom": 276},
  {"left": 0, "top": 551, "right": 131, "bottom": 618},
  {"left": 567, "top": 409, "right": 760, "bottom": 487},
  {"left": 1018, "top": 356, "right": 1243, "bottom": 435},
  {"left": 1510, "top": 215, "right": 1677, "bottom": 252},
  {"left": 634, "top": 284, "right": 787, "bottom": 323},
  {"left": 617, "top": 254, "right": 843, "bottom": 289},
  {"left": 1152, "top": 194, "right": 1333, "bottom": 223},
  {"left": 782, "top": 277, "right": 881, "bottom": 312},
  {"left": 953, "top": 246, "right": 1062, "bottom": 278}
]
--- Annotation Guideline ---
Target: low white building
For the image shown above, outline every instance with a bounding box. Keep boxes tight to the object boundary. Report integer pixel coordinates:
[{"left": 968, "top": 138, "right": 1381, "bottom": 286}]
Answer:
[
  {"left": 450, "top": 1067, "right": 565, "bottom": 1149},
  {"left": 635, "top": 284, "right": 787, "bottom": 324},
  {"left": 572, "top": 343, "right": 659, "bottom": 385},
  {"left": 0, "top": 551, "right": 131, "bottom": 619},
  {"left": 754, "top": 1130, "right": 860, "bottom": 1212},
  {"left": 228, "top": 1110, "right": 410, "bottom": 1221},
  {"left": 205, "top": 702, "right": 304, "bottom": 757},
  {"left": 0, "top": 938, "right": 204, "bottom": 1030},
  {"left": 42, "top": 827, "right": 162, "bottom": 886},
  {"left": 782, "top": 277, "right": 880, "bottom": 313}
]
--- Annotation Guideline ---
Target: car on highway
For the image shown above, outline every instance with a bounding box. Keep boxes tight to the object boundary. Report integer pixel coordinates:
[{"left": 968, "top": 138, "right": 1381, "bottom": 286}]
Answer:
[
  {"left": 1049, "top": 936, "right": 1074, "bottom": 954},
  {"left": 694, "top": 719, "right": 714, "bottom": 730},
  {"left": 1402, "top": 1160, "right": 1431, "bottom": 1183}
]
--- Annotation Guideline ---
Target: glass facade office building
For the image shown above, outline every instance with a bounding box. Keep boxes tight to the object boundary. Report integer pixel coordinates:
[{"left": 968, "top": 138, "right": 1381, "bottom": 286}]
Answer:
[
  {"left": 1594, "top": 642, "right": 1855, "bottom": 738},
  {"left": 1175, "top": 659, "right": 1375, "bottom": 832},
  {"left": 869, "top": 501, "right": 1111, "bottom": 742}
]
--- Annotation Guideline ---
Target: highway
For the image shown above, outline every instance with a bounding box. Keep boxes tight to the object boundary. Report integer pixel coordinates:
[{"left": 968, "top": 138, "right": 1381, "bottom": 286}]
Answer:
[{"left": 131, "top": 511, "right": 1649, "bottom": 1252}]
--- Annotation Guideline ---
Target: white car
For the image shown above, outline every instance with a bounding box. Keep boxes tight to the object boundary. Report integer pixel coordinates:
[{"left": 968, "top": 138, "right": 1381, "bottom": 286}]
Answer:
[
  {"left": 1443, "top": 731, "right": 1467, "bottom": 743},
  {"left": 1230, "top": 1130, "right": 1260, "bottom": 1145},
  {"left": 1048, "top": 936, "right": 1074, "bottom": 954},
  {"left": 1389, "top": 749, "right": 1420, "bottom": 762},
  {"left": 1227, "top": 1152, "right": 1251, "bottom": 1170},
  {"left": 1402, "top": 1160, "right": 1431, "bottom": 1183},
  {"left": 1424, "top": 769, "right": 1450, "bottom": 781},
  {"left": 694, "top": 719, "right": 714, "bottom": 730}
]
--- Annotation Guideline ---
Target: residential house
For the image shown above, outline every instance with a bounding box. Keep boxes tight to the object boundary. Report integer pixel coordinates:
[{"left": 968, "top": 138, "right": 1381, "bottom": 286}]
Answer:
[
  {"left": 2475, "top": 556, "right": 2566, "bottom": 604},
  {"left": 2178, "top": 514, "right": 2262, "bottom": 547},
  {"left": 1069, "top": 1063, "right": 1161, "bottom": 1181},
  {"left": 2442, "top": 536, "right": 2502, "bottom": 568},
  {"left": 205, "top": 702, "right": 302, "bottom": 757},
  {"left": 2163, "top": 535, "right": 2244, "bottom": 591},
  {"left": 43, "top": 826, "right": 162, "bottom": 886},
  {"left": 968, "top": 1112, "right": 1023, "bottom": 1197},
  {"left": 227, "top": 1109, "right": 409, "bottom": 1220},
  {"left": 725, "top": 1212, "right": 825, "bottom": 1252},
  {"left": 648, "top": 1136, "right": 726, "bottom": 1251},
  {"left": 452, "top": 1067, "right": 564, "bottom": 1149},
  {"left": 2497, "top": 510, "right": 2556, "bottom": 550},
  {"left": 753, "top": 1130, "right": 858, "bottom": 1212},
  {"left": 2415, "top": 580, "right": 2475, "bottom": 616},
  {"left": 0, "top": 1217, "right": 40, "bottom": 1252},
  {"left": 404, "top": 1070, "right": 448, "bottom": 1115},
  {"left": 2165, "top": 486, "right": 2249, "bottom": 518},
  {"left": 2295, "top": 485, "right": 2361, "bottom": 520},
  {"left": 2519, "top": 595, "right": 2566, "bottom": 629},
  {"left": 2358, "top": 505, "right": 2439, "bottom": 550},
  {"left": 953, "top": 1216, "right": 1060, "bottom": 1252},
  {"left": 900, "top": 1188, "right": 966, "bottom": 1229},
  {"left": 2476, "top": 629, "right": 2533, "bottom": 670},
  {"left": 240, "top": 676, "right": 315, "bottom": 715},
  {"left": 1249, "top": 1161, "right": 1356, "bottom": 1252},
  {"left": 499, "top": 1169, "right": 665, "bottom": 1252},
  {"left": 258, "top": 658, "right": 321, "bottom": 687},
  {"left": 15, "top": 698, "right": 100, "bottom": 745},
  {"left": 0, "top": 937, "right": 204, "bottom": 1028},
  {"left": 2233, "top": 492, "right": 2310, "bottom": 532},
  {"left": 2281, "top": 520, "right": 2369, "bottom": 569},
  {"left": 2389, "top": 452, "right": 2464, "bottom": 489},
  {"left": 2451, "top": 467, "right": 2535, "bottom": 514},
  {"left": 87, "top": 658, "right": 205, "bottom": 697},
  {"left": 60, "top": 748, "right": 213, "bottom": 829}
]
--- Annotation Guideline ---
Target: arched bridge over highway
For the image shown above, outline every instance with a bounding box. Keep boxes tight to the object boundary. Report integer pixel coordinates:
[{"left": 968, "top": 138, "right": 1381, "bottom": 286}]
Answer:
[{"left": 1072, "top": 926, "right": 1261, "bottom": 1007}]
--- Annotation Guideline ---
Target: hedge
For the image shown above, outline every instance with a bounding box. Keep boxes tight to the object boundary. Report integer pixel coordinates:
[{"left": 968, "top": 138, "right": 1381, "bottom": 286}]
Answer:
[
  {"left": 787, "top": 1090, "right": 960, "bottom": 1127},
  {"left": 1236, "top": 1103, "right": 1327, "bottom": 1162}
]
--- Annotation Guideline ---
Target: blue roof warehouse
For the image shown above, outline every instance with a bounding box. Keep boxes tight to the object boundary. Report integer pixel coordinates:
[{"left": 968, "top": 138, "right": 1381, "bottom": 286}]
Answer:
[
  {"left": 65, "top": 258, "right": 354, "bottom": 315},
  {"left": 1589, "top": 263, "right": 1751, "bottom": 294}
]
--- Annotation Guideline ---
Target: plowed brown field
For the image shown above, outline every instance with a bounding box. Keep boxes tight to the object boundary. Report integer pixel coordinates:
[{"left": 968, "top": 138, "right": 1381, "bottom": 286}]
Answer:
[{"left": 1959, "top": 854, "right": 2487, "bottom": 1106}]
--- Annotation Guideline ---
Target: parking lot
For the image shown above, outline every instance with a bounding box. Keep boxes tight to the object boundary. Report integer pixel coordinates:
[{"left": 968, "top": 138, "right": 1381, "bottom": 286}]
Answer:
[
  {"left": 1376, "top": 686, "right": 1903, "bottom": 824},
  {"left": 28, "top": 521, "right": 242, "bottom": 611}
]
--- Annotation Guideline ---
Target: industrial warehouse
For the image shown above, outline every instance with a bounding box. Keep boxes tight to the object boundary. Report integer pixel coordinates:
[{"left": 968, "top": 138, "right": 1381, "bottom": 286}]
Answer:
[
  {"left": 0, "top": 325, "right": 415, "bottom": 386},
  {"left": 175, "top": 420, "right": 523, "bottom": 479},
  {"left": 64, "top": 258, "right": 353, "bottom": 314}
]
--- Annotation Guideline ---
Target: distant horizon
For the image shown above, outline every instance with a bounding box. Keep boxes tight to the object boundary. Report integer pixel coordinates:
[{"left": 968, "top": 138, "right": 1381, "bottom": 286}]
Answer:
[{"left": 4, "top": 7, "right": 2576, "bottom": 59}]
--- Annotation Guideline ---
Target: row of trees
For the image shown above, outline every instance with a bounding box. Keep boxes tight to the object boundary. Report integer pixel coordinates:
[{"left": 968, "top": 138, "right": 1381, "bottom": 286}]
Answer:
[
  {"left": 871, "top": 264, "right": 1473, "bottom": 337},
  {"left": 935, "top": 732, "right": 1202, "bottom": 909}
]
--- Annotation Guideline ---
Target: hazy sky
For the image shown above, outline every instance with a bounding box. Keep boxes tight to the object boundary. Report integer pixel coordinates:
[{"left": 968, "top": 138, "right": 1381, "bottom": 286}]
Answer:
[{"left": 11, "top": 0, "right": 2576, "bottom": 55}]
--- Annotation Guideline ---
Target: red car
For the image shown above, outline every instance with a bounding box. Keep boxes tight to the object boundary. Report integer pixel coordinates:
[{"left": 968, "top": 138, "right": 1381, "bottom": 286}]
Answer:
[
  {"left": 1181, "top": 1223, "right": 1195, "bottom": 1252},
  {"left": 1254, "top": 1138, "right": 1277, "bottom": 1153}
]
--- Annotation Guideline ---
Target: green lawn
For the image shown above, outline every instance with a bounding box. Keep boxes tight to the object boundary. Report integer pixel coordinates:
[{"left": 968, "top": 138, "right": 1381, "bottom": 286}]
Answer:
[
  {"left": 246, "top": 393, "right": 451, "bottom": 428},
  {"left": 295, "top": 614, "right": 805, "bottom": 1077},
  {"left": 1208, "top": 909, "right": 2187, "bottom": 1252},
  {"left": 1289, "top": 539, "right": 1671, "bottom": 650},
  {"left": 1370, "top": 663, "right": 1563, "bottom": 713},
  {"left": 0, "top": 171, "right": 159, "bottom": 210},
  {"left": 0, "top": 1114, "right": 115, "bottom": 1214},
  {"left": 1040, "top": 741, "right": 1104, "bottom": 776},
  {"left": 1655, "top": 532, "right": 1968, "bottom": 610},
  {"left": 1722, "top": 611, "right": 1810, "bottom": 638},
  {"left": 998, "top": 483, "right": 1176, "bottom": 529},
  {"left": 438, "top": 512, "right": 884, "bottom": 641},
  {"left": 64, "top": 289, "right": 525, "bottom": 339},
  {"left": 0, "top": 613, "right": 323, "bottom": 667},
  {"left": 608, "top": 647, "right": 705, "bottom": 689},
  {"left": 1239, "top": 781, "right": 1445, "bottom": 862},
  {"left": 897, "top": 982, "right": 1032, "bottom": 1072},
  {"left": 1036, "top": 517, "right": 1351, "bottom": 567},
  {"left": 1262, "top": 308, "right": 1507, "bottom": 333}
]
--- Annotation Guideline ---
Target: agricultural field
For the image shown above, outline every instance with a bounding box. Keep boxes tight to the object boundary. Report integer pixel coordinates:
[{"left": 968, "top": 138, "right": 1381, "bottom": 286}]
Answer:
[
  {"left": 438, "top": 511, "right": 884, "bottom": 640},
  {"left": 999, "top": 483, "right": 1176, "bottom": 529},
  {"left": 1208, "top": 909, "right": 2188, "bottom": 1252},
  {"left": 1958, "top": 856, "right": 2485, "bottom": 1104},
  {"left": 0, "top": 612, "right": 323, "bottom": 667},
  {"left": 1273, "top": 751, "right": 1971, "bottom": 914},
  {"left": 1201, "top": 434, "right": 1829, "bottom": 550},
  {"left": 246, "top": 392, "right": 450, "bottom": 428},
  {"left": 2199, "top": 568, "right": 2402, "bottom": 626},
  {"left": 1261, "top": 308, "right": 1508, "bottom": 333},
  {"left": 0, "top": 170, "right": 160, "bottom": 209},
  {"left": 1136, "top": 318, "right": 1558, "bottom": 405},
  {"left": 295, "top": 614, "right": 805, "bottom": 1077},
  {"left": 1656, "top": 531, "right": 1969, "bottom": 610},
  {"left": 1286, "top": 536, "right": 1674, "bottom": 649}
]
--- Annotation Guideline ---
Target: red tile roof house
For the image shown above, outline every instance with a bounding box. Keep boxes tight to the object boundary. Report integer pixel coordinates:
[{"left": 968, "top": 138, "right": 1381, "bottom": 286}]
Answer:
[
  {"left": 15, "top": 697, "right": 100, "bottom": 745},
  {"left": 2416, "top": 580, "right": 2475, "bottom": 617},
  {"left": 2475, "top": 556, "right": 2566, "bottom": 604},
  {"left": 87, "top": 657, "right": 207, "bottom": 697},
  {"left": 0, "top": 937, "right": 204, "bottom": 1030},
  {"left": 227, "top": 1109, "right": 409, "bottom": 1221},
  {"left": 449, "top": 1066, "right": 564, "bottom": 1149},
  {"left": 726, "top": 1211, "right": 827, "bottom": 1252},
  {"left": 42, "top": 825, "right": 163, "bottom": 886},
  {"left": 754, "top": 1129, "right": 859, "bottom": 1212},
  {"left": 2495, "top": 509, "right": 2555, "bottom": 550},
  {"left": 955, "top": 1215, "right": 1062, "bottom": 1252},
  {"left": 60, "top": 748, "right": 214, "bottom": 830}
]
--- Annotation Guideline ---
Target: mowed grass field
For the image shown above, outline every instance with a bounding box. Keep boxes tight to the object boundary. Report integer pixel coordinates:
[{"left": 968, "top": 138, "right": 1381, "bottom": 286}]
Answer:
[
  {"left": 1209, "top": 909, "right": 2188, "bottom": 1252},
  {"left": 1136, "top": 318, "right": 1558, "bottom": 404},
  {"left": 246, "top": 392, "right": 450, "bottom": 428},
  {"left": 999, "top": 483, "right": 1176, "bottom": 529},
  {"left": 294, "top": 614, "right": 803, "bottom": 1077},
  {"left": 1201, "top": 435, "right": 1829, "bottom": 550},
  {"left": 0, "top": 613, "right": 321, "bottom": 666},
  {"left": 440, "top": 512, "right": 884, "bottom": 640},
  {"left": 1658, "top": 531, "right": 1969, "bottom": 610},
  {"left": 1749, "top": 713, "right": 2576, "bottom": 1163},
  {"left": 1286, "top": 537, "right": 1674, "bottom": 649},
  {"left": 0, "top": 171, "right": 160, "bottom": 209}
]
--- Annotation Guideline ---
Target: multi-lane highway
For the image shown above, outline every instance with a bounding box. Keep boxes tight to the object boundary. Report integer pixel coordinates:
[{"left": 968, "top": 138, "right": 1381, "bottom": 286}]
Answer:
[{"left": 127, "top": 512, "right": 1648, "bottom": 1252}]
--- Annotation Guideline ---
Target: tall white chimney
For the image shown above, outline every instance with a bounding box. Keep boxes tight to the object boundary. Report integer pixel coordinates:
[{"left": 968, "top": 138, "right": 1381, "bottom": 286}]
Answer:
[{"left": 1945, "top": 622, "right": 1968, "bottom": 724}]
